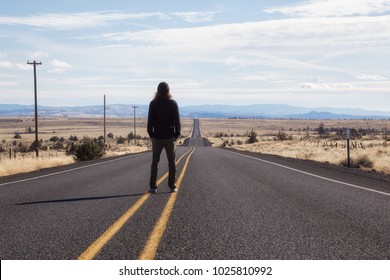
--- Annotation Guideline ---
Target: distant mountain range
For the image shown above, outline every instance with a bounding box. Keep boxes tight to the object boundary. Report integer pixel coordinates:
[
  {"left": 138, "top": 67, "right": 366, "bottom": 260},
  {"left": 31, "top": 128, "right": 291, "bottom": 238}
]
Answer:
[{"left": 1, "top": 103, "right": 390, "bottom": 119}]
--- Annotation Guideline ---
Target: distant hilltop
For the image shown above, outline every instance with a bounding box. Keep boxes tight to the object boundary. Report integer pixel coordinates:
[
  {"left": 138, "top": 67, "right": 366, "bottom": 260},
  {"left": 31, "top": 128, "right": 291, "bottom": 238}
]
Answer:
[{"left": 1, "top": 103, "right": 390, "bottom": 120}]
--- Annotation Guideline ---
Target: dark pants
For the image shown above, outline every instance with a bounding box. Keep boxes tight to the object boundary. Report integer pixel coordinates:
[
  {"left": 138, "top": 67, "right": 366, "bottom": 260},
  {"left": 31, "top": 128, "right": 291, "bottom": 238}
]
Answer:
[{"left": 150, "top": 138, "right": 176, "bottom": 189}]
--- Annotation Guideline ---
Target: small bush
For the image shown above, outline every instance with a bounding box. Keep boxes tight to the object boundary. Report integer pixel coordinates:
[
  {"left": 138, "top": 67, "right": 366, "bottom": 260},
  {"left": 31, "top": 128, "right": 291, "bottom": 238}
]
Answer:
[
  {"left": 340, "top": 155, "right": 374, "bottom": 169},
  {"left": 355, "top": 155, "right": 374, "bottom": 168},
  {"left": 66, "top": 142, "right": 76, "bottom": 156},
  {"left": 50, "top": 136, "right": 60, "bottom": 142},
  {"left": 117, "top": 136, "right": 127, "bottom": 144},
  {"left": 71, "top": 137, "right": 105, "bottom": 161},
  {"left": 69, "top": 135, "right": 78, "bottom": 141},
  {"left": 15, "top": 142, "right": 29, "bottom": 153},
  {"left": 246, "top": 129, "right": 258, "bottom": 144},
  {"left": 29, "top": 139, "right": 42, "bottom": 152},
  {"left": 127, "top": 132, "right": 135, "bottom": 140},
  {"left": 317, "top": 123, "right": 326, "bottom": 136},
  {"left": 52, "top": 141, "right": 65, "bottom": 150},
  {"left": 274, "top": 131, "right": 292, "bottom": 141},
  {"left": 14, "top": 132, "right": 22, "bottom": 139}
]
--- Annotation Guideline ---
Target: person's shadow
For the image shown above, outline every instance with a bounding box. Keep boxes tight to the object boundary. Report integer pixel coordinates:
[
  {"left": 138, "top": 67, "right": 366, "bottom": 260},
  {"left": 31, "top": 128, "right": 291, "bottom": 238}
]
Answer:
[{"left": 15, "top": 191, "right": 171, "bottom": 206}]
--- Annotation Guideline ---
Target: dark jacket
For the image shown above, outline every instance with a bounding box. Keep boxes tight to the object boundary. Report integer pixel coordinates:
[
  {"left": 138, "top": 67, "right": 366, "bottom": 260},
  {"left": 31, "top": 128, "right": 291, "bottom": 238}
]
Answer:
[{"left": 147, "top": 98, "right": 181, "bottom": 139}]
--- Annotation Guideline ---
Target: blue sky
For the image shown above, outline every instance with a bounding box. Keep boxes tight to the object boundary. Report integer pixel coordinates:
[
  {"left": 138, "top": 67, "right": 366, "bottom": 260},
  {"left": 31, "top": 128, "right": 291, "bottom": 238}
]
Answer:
[{"left": 1, "top": 0, "right": 390, "bottom": 110}]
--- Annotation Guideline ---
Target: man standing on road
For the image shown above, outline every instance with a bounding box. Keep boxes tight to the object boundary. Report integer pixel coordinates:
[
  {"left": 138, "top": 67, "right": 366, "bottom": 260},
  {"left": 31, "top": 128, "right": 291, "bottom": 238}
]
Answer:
[{"left": 147, "top": 82, "right": 181, "bottom": 193}]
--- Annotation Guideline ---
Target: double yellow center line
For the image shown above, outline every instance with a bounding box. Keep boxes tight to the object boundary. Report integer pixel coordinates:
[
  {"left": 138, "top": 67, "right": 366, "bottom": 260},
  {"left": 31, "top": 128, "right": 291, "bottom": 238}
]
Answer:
[
  {"left": 78, "top": 147, "right": 196, "bottom": 260},
  {"left": 138, "top": 147, "right": 195, "bottom": 260}
]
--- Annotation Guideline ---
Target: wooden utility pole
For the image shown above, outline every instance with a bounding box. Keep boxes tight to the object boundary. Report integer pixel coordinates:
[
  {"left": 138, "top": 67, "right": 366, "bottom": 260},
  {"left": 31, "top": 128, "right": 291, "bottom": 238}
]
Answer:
[
  {"left": 27, "top": 60, "right": 42, "bottom": 158},
  {"left": 104, "top": 95, "right": 106, "bottom": 147},
  {"left": 132, "top": 106, "right": 137, "bottom": 144}
]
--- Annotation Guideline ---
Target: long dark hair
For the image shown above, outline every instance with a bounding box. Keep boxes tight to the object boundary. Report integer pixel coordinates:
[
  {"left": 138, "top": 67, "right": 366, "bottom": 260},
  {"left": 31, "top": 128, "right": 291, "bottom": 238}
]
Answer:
[{"left": 154, "top": 81, "right": 172, "bottom": 99}]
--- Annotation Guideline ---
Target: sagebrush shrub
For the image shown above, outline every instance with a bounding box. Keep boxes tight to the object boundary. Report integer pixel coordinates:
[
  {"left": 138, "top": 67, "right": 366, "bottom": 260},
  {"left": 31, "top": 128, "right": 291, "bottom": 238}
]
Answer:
[
  {"left": 247, "top": 129, "right": 258, "bottom": 144},
  {"left": 340, "top": 154, "right": 374, "bottom": 169},
  {"left": 71, "top": 137, "right": 105, "bottom": 161}
]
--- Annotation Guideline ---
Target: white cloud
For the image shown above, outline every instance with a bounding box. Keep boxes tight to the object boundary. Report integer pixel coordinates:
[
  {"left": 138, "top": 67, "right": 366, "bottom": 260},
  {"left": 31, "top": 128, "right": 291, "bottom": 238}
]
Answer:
[
  {"left": 300, "top": 81, "right": 390, "bottom": 90},
  {"left": 0, "top": 61, "right": 30, "bottom": 70},
  {"left": 354, "top": 73, "right": 388, "bottom": 81},
  {"left": 73, "top": 13, "right": 390, "bottom": 109},
  {"left": 0, "top": 61, "right": 12, "bottom": 67},
  {"left": 232, "top": 75, "right": 271, "bottom": 82},
  {"left": 2, "top": 4, "right": 389, "bottom": 110},
  {"left": 0, "top": 11, "right": 167, "bottom": 30},
  {"left": 264, "top": 0, "right": 390, "bottom": 18},
  {"left": 171, "top": 11, "right": 217, "bottom": 23},
  {"left": 16, "top": 63, "right": 30, "bottom": 71},
  {"left": 48, "top": 59, "right": 72, "bottom": 73},
  {"left": 301, "top": 82, "right": 354, "bottom": 89},
  {"left": 0, "top": 81, "right": 17, "bottom": 86},
  {"left": 97, "top": 15, "right": 390, "bottom": 51},
  {"left": 31, "top": 51, "right": 50, "bottom": 60}
]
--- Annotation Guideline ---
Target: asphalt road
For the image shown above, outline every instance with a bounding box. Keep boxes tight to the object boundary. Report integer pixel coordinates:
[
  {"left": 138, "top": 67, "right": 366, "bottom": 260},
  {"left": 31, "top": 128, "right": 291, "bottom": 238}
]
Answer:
[{"left": 0, "top": 119, "right": 389, "bottom": 260}]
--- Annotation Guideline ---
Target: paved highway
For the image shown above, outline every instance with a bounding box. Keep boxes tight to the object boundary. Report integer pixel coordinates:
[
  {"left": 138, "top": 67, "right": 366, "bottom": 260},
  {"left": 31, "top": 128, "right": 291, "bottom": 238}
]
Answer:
[{"left": 0, "top": 119, "right": 389, "bottom": 259}]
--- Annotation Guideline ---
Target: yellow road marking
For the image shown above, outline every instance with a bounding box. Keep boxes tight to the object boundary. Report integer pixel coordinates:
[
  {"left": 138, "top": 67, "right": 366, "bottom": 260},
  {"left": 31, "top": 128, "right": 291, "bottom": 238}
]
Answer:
[
  {"left": 138, "top": 147, "right": 196, "bottom": 260},
  {"left": 78, "top": 192, "right": 150, "bottom": 260},
  {"left": 78, "top": 147, "right": 194, "bottom": 260}
]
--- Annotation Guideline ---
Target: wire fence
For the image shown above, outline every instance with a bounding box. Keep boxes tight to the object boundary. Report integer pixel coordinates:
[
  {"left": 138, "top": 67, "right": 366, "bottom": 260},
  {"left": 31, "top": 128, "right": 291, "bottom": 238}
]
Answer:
[{"left": 0, "top": 150, "right": 68, "bottom": 163}]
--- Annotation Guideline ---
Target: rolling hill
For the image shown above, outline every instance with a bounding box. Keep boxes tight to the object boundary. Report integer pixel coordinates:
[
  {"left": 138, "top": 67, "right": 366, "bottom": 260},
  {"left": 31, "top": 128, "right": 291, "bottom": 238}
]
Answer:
[{"left": 1, "top": 103, "right": 390, "bottom": 119}]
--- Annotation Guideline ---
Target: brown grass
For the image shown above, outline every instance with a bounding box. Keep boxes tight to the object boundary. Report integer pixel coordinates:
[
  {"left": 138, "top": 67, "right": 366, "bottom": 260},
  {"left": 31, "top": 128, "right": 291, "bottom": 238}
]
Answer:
[
  {"left": 0, "top": 152, "right": 75, "bottom": 177},
  {"left": 200, "top": 118, "right": 390, "bottom": 175},
  {"left": 0, "top": 117, "right": 193, "bottom": 177},
  {"left": 1, "top": 117, "right": 389, "bottom": 176},
  {"left": 0, "top": 117, "right": 193, "bottom": 142}
]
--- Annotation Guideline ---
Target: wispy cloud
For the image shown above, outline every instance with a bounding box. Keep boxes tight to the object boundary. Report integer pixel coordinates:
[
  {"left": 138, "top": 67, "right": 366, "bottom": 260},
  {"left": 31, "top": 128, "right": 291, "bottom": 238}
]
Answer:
[
  {"left": 31, "top": 51, "right": 50, "bottom": 60},
  {"left": 0, "top": 81, "right": 17, "bottom": 86},
  {"left": 1, "top": 2, "right": 389, "bottom": 110},
  {"left": 48, "top": 59, "right": 72, "bottom": 73},
  {"left": 73, "top": 12, "right": 390, "bottom": 104},
  {"left": 264, "top": 0, "right": 390, "bottom": 17},
  {"left": 94, "top": 15, "right": 390, "bottom": 53},
  {"left": 0, "top": 60, "right": 30, "bottom": 70},
  {"left": 0, "top": 11, "right": 167, "bottom": 30},
  {"left": 0, "top": 60, "right": 12, "bottom": 68},
  {"left": 354, "top": 73, "right": 389, "bottom": 81},
  {"left": 171, "top": 11, "right": 218, "bottom": 23}
]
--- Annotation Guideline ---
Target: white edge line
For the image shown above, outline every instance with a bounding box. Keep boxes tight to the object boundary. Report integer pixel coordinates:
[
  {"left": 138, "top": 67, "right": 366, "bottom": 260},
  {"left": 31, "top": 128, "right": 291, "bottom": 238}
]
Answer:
[
  {"left": 0, "top": 154, "right": 137, "bottom": 187},
  {"left": 225, "top": 150, "right": 390, "bottom": 197}
]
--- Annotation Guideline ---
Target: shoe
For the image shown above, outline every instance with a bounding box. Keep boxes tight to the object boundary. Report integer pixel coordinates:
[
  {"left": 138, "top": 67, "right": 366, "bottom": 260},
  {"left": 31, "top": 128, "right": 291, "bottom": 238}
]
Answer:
[
  {"left": 148, "top": 188, "right": 157, "bottom": 194},
  {"left": 170, "top": 187, "right": 178, "bottom": 193}
]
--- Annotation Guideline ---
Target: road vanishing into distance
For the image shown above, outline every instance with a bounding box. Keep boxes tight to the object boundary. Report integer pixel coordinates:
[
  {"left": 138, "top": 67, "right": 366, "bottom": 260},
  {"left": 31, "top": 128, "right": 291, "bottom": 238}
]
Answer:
[{"left": 1, "top": 119, "right": 389, "bottom": 260}]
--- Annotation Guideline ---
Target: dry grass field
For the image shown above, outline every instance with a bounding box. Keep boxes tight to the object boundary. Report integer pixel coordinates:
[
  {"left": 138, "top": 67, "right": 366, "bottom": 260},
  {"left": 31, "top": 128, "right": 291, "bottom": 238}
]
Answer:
[
  {"left": 200, "top": 118, "right": 390, "bottom": 175},
  {"left": 1, "top": 117, "right": 389, "bottom": 176},
  {"left": 0, "top": 117, "right": 193, "bottom": 177},
  {"left": 0, "top": 117, "right": 194, "bottom": 143}
]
